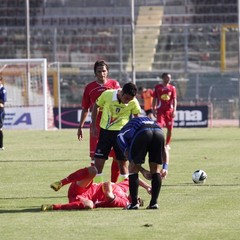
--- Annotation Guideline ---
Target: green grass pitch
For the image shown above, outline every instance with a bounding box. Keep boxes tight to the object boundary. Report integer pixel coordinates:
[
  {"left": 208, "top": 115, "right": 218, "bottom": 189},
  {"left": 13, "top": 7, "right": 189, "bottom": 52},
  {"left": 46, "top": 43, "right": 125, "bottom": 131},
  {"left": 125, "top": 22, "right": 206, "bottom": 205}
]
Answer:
[{"left": 0, "top": 127, "right": 240, "bottom": 240}]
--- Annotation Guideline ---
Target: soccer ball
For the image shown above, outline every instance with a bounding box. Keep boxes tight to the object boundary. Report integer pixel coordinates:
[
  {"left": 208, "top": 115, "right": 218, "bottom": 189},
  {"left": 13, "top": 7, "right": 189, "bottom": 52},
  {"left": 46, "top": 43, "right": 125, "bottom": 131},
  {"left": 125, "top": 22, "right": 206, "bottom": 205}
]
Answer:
[{"left": 192, "top": 170, "right": 207, "bottom": 184}]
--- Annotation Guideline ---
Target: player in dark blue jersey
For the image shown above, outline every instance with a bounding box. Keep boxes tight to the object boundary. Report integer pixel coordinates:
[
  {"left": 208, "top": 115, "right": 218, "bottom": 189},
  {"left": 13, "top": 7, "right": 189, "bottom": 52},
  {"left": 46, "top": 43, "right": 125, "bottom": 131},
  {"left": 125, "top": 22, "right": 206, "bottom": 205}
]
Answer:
[
  {"left": 117, "top": 117, "right": 169, "bottom": 209},
  {"left": 0, "top": 76, "right": 7, "bottom": 150}
]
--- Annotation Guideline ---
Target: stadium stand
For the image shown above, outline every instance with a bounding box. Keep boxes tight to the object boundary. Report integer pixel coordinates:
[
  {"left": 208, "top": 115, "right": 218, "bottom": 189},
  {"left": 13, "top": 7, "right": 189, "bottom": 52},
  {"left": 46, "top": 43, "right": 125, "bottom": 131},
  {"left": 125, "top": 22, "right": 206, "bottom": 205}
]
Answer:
[{"left": 0, "top": 0, "right": 239, "bottom": 120}]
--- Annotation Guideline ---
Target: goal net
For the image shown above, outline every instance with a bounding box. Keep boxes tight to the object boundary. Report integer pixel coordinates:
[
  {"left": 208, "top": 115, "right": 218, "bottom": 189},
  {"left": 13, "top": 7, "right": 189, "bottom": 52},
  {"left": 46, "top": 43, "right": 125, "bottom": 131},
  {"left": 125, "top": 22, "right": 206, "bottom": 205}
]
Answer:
[{"left": 0, "top": 58, "right": 54, "bottom": 130}]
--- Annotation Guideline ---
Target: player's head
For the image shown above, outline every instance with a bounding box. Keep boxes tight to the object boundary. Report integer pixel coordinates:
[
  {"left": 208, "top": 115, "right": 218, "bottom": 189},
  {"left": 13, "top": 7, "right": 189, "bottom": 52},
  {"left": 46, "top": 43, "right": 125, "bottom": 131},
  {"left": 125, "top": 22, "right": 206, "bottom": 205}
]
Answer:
[
  {"left": 94, "top": 60, "right": 109, "bottom": 83},
  {"left": 161, "top": 73, "right": 171, "bottom": 84},
  {"left": 94, "top": 60, "right": 109, "bottom": 75},
  {"left": 120, "top": 82, "right": 137, "bottom": 104},
  {"left": 122, "top": 82, "right": 137, "bottom": 97},
  {"left": 0, "top": 76, "right": 3, "bottom": 84},
  {"left": 138, "top": 86, "right": 146, "bottom": 93}
]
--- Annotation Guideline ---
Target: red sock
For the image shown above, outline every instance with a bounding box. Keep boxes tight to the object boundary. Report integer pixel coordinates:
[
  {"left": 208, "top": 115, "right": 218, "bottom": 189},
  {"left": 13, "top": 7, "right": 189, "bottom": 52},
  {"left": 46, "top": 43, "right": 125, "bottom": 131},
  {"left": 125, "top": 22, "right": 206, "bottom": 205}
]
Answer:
[
  {"left": 61, "top": 168, "right": 89, "bottom": 186},
  {"left": 53, "top": 202, "right": 85, "bottom": 210},
  {"left": 166, "top": 136, "right": 171, "bottom": 145},
  {"left": 111, "top": 160, "right": 120, "bottom": 183}
]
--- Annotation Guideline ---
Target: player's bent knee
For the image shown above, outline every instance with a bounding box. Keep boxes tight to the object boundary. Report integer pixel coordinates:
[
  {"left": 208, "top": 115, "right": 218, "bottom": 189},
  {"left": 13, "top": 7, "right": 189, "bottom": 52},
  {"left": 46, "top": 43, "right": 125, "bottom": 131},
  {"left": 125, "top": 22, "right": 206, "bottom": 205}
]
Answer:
[
  {"left": 88, "top": 166, "right": 98, "bottom": 177},
  {"left": 83, "top": 199, "right": 94, "bottom": 209}
]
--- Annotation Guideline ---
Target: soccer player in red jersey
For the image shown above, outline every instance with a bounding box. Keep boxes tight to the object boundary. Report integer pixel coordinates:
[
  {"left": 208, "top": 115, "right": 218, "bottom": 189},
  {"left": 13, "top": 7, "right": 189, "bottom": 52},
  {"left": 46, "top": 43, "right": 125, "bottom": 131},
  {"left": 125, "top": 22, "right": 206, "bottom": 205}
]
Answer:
[
  {"left": 41, "top": 166, "right": 151, "bottom": 211},
  {"left": 77, "top": 60, "right": 120, "bottom": 182},
  {"left": 152, "top": 73, "right": 177, "bottom": 149}
]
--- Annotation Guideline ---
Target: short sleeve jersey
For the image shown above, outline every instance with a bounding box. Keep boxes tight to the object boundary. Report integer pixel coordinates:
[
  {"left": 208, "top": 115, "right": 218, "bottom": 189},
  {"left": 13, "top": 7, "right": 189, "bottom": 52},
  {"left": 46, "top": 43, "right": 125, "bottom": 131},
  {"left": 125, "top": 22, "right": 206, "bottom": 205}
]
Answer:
[
  {"left": 153, "top": 84, "right": 176, "bottom": 112},
  {"left": 117, "top": 117, "right": 161, "bottom": 154},
  {"left": 82, "top": 79, "right": 120, "bottom": 110},
  {"left": 81, "top": 79, "right": 120, "bottom": 126},
  {"left": 96, "top": 89, "right": 141, "bottom": 130}
]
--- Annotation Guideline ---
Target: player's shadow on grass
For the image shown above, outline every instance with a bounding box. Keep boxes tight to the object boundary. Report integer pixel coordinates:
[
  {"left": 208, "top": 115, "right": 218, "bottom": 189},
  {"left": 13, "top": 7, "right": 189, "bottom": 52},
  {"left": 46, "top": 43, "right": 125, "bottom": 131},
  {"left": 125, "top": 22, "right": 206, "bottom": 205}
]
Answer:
[
  {"left": 165, "top": 183, "right": 240, "bottom": 187},
  {"left": 0, "top": 196, "right": 66, "bottom": 214},
  {"left": 0, "top": 195, "right": 66, "bottom": 200},
  {"left": 0, "top": 207, "right": 41, "bottom": 214}
]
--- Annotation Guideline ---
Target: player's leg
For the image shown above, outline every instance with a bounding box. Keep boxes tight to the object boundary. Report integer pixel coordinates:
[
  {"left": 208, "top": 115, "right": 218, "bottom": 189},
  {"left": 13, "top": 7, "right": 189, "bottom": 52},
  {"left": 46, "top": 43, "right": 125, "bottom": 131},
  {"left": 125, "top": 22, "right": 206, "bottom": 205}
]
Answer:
[
  {"left": 0, "top": 129, "right": 3, "bottom": 149},
  {"left": 0, "top": 109, "right": 4, "bottom": 149},
  {"left": 41, "top": 198, "right": 94, "bottom": 211},
  {"left": 112, "top": 135, "right": 128, "bottom": 182},
  {"left": 94, "top": 128, "right": 119, "bottom": 182},
  {"left": 109, "top": 150, "right": 120, "bottom": 183},
  {"left": 126, "top": 132, "right": 148, "bottom": 209},
  {"left": 128, "top": 162, "right": 141, "bottom": 209},
  {"left": 50, "top": 166, "right": 97, "bottom": 191},
  {"left": 93, "top": 158, "right": 106, "bottom": 183},
  {"left": 156, "top": 112, "right": 165, "bottom": 128},
  {"left": 165, "top": 110, "right": 174, "bottom": 148},
  {"left": 148, "top": 163, "right": 161, "bottom": 209},
  {"left": 147, "top": 130, "right": 165, "bottom": 209},
  {"left": 89, "top": 124, "right": 99, "bottom": 165}
]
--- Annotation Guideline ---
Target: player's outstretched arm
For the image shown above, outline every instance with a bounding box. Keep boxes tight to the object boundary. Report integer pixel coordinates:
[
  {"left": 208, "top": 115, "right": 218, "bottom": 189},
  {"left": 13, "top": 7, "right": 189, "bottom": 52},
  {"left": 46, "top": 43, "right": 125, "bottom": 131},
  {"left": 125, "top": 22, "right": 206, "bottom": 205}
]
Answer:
[
  {"left": 139, "top": 166, "right": 152, "bottom": 180},
  {"left": 139, "top": 178, "right": 151, "bottom": 195}
]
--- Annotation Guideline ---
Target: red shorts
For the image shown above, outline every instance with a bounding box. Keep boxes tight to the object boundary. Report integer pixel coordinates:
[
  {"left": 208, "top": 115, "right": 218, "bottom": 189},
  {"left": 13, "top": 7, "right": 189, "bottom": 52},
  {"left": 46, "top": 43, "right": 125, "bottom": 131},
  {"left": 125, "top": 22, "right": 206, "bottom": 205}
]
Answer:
[
  {"left": 156, "top": 110, "right": 174, "bottom": 130},
  {"left": 68, "top": 180, "right": 130, "bottom": 208},
  {"left": 68, "top": 182, "right": 105, "bottom": 204}
]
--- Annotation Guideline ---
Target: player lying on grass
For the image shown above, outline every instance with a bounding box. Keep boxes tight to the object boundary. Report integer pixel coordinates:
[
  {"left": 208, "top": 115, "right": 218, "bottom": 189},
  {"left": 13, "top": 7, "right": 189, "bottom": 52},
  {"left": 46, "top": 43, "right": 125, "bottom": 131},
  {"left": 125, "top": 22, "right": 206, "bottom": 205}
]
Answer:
[{"left": 41, "top": 165, "right": 151, "bottom": 211}]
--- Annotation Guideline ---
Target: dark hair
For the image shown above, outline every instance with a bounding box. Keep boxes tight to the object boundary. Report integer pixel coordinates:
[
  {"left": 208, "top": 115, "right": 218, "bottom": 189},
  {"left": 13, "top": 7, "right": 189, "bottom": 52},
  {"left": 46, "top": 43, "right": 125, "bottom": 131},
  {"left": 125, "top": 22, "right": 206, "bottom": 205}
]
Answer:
[
  {"left": 161, "top": 72, "right": 170, "bottom": 79},
  {"left": 94, "top": 60, "right": 109, "bottom": 74},
  {"left": 122, "top": 82, "right": 137, "bottom": 97}
]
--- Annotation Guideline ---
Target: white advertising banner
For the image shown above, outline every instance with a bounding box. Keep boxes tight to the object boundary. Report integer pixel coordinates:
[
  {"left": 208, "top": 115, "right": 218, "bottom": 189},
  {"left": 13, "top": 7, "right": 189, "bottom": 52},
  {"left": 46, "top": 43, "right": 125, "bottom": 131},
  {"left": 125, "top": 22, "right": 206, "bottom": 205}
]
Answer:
[{"left": 4, "top": 107, "right": 44, "bottom": 130}]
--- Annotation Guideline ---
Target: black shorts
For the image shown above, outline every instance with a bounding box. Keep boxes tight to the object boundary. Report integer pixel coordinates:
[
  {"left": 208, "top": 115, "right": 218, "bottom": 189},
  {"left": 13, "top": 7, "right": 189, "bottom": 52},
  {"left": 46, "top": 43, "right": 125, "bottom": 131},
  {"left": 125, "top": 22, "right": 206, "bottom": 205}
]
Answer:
[
  {"left": 0, "top": 108, "right": 5, "bottom": 129},
  {"left": 94, "top": 128, "right": 127, "bottom": 161},
  {"left": 129, "top": 127, "right": 165, "bottom": 165},
  {"left": 145, "top": 109, "right": 153, "bottom": 116}
]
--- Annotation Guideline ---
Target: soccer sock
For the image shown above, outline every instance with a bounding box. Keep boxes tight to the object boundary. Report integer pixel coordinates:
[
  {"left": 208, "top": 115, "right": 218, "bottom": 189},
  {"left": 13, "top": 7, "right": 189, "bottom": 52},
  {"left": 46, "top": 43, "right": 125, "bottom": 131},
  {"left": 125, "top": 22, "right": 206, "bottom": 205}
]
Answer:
[
  {"left": 128, "top": 173, "right": 139, "bottom": 205},
  {"left": 117, "top": 174, "right": 128, "bottom": 183},
  {"left": 94, "top": 173, "right": 104, "bottom": 183},
  {"left": 60, "top": 167, "right": 89, "bottom": 186},
  {"left": 150, "top": 173, "right": 162, "bottom": 206},
  {"left": 0, "top": 130, "right": 3, "bottom": 148},
  {"left": 166, "top": 135, "right": 171, "bottom": 145},
  {"left": 111, "top": 160, "right": 120, "bottom": 183},
  {"left": 53, "top": 202, "right": 85, "bottom": 210}
]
